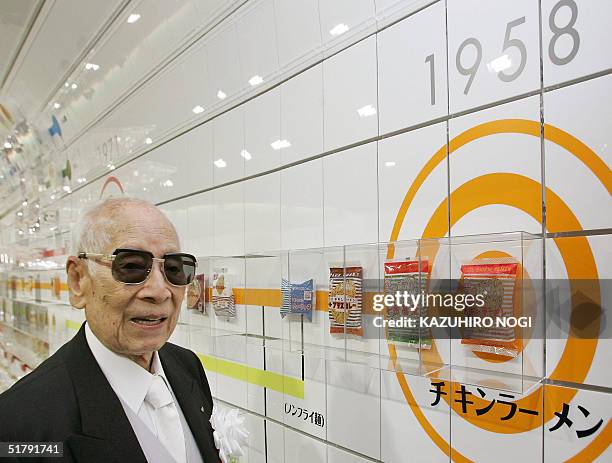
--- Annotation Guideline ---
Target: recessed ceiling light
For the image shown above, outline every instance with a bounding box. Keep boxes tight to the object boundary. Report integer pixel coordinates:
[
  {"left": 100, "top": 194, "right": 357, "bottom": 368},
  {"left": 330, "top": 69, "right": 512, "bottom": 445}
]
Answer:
[
  {"left": 330, "top": 23, "right": 349, "bottom": 36},
  {"left": 85, "top": 63, "right": 100, "bottom": 71},
  {"left": 357, "top": 104, "right": 377, "bottom": 117},
  {"left": 3, "top": 142, "right": 12, "bottom": 149},
  {"left": 248, "top": 75, "right": 263, "bottom": 86},
  {"left": 53, "top": 102, "right": 61, "bottom": 109},
  {"left": 214, "top": 158, "right": 227, "bottom": 168},
  {"left": 385, "top": 161, "right": 396, "bottom": 167},
  {"left": 127, "top": 13, "right": 141, "bottom": 24},
  {"left": 192, "top": 105, "right": 205, "bottom": 114},
  {"left": 270, "top": 139, "right": 291, "bottom": 150},
  {"left": 145, "top": 137, "right": 153, "bottom": 145},
  {"left": 217, "top": 90, "right": 227, "bottom": 100},
  {"left": 240, "top": 149, "right": 252, "bottom": 160},
  {"left": 71, "top": 83, "right": 78, "bottom": 89}
]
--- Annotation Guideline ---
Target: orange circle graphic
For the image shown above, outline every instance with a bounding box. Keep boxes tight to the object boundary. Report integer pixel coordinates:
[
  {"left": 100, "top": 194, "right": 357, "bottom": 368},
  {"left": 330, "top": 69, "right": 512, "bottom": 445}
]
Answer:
[{"left": 388, "top": 120, "right": 611, "bottom": 461}]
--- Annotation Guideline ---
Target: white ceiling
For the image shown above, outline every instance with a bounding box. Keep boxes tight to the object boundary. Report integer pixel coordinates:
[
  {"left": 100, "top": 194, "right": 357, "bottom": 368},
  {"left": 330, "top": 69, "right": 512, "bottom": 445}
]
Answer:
[
  {"left": 0, "top": 0, "right": 38, "bottom": 88},
  {"left": 0, "top": 0, "right": 125, "bottom": 121}
]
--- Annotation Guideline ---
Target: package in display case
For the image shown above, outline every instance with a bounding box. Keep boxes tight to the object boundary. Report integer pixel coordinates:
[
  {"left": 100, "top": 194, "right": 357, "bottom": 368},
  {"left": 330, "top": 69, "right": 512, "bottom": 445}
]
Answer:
[
  {"left": 212, "top": 269, "right": 236, "bottom": 321},
  {"left": 281, "top": 278, "right": 314, "bottom": 321},
  {"left": 459, "top": 258, "right": 521, "bottom": 358},
  {"left": 383, "top": 259, "right": 431, "bottom": 349},
  {"left": 328, "top": 266, "right": 363, "bottom": 337},
  {"left": 187, "top": 273, "right": 207, "bottom": 314}
]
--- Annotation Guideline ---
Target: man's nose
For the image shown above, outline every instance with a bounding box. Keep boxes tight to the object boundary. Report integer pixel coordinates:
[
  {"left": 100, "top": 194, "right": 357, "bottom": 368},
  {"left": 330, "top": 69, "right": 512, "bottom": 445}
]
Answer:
[{"left": 139, "top": 261, "right": 172, "bottom": 302}]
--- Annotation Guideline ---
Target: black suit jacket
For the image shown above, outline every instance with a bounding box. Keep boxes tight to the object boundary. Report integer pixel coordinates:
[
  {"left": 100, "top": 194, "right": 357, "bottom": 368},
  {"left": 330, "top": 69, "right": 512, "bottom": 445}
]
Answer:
[{"left": 0, "top": 323, "right": 220, "bottom": 462}]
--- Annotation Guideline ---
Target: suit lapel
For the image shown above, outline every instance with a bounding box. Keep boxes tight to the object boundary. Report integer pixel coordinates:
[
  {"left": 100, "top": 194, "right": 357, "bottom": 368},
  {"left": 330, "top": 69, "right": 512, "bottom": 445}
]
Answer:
[
  {"left": 64, "top": 324, "right": 147, "bottom": 463},
  {"left": 160, "top": 347, "right": 219, "bottom": 463}
]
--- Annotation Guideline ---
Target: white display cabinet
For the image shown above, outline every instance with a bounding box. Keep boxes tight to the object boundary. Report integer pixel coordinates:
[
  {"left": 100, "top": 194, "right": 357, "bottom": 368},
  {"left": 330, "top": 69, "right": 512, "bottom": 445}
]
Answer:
[
  {"left": 431, "top": 232, "right": 545, "bottom": 394},
  {"left": 193, "top": 232, "right": 546, "bottom": 409}
]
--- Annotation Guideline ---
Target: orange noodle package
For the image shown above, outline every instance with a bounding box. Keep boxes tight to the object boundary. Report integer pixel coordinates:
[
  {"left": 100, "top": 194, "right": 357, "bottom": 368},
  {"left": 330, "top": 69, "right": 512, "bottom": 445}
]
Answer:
[
  {"left": 328, "top": 266, "right": 363, "bottom": 336},
  {"left": 459, "top": 258, "right": 521, "bottom": 358}
]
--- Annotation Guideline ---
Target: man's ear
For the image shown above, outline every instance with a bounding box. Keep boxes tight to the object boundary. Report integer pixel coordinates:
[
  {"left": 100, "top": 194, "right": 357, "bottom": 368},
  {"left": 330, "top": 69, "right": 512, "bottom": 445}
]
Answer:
[{"left": 66, "top": 256, "right": 90, "bottom": 309}]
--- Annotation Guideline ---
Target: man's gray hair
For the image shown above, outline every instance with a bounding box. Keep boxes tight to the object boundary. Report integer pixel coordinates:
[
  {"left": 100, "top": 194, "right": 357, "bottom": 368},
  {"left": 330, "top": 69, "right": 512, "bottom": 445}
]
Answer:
[{"left": 72, "top": 197, "right": 174, "bottom": 273}]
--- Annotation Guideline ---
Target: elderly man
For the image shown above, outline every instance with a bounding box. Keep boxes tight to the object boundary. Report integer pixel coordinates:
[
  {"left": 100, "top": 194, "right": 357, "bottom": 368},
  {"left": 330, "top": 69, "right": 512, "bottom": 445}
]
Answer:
[{"left": 0, "top": 198, "right": 220, "bottom": 463}]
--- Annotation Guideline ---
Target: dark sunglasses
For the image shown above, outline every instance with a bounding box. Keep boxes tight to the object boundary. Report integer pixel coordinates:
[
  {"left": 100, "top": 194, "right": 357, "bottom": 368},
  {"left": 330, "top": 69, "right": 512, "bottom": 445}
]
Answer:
[{"left": 78, "top": 248, "right": 197, "bottom": 286}]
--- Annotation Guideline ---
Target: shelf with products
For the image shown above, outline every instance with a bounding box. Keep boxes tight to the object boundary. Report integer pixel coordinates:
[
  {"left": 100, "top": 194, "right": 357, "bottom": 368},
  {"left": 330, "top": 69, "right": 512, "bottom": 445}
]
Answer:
[{"left": 184, "top": 232, "right": 546, "bottom": 393}]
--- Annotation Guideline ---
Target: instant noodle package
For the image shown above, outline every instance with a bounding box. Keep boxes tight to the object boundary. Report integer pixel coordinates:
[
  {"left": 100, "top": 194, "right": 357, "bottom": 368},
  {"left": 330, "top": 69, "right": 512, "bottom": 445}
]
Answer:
[
  {"left": 280, "top": 279, "right": 314, "bottom": 321},
  {"left": 212, "top": 270, "right": 236, "bottom": 320},
  {"left": 187, "top": 274, "right": 206, "bottom": 314},
  {"left": 383, "top": 260, "right": 431, "bottom": 348},
  {"left": 328, "top": 266, "right": 363, "bottom": 336},
  {"left": 460, "top": 259, "right": 520, "bottom": 358}
]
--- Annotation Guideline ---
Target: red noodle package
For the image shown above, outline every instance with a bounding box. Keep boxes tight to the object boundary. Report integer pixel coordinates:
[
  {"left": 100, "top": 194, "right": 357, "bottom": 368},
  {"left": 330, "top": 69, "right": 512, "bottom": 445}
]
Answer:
[{"left": 460, "top": 259, "right": 520, "bottom": 358}]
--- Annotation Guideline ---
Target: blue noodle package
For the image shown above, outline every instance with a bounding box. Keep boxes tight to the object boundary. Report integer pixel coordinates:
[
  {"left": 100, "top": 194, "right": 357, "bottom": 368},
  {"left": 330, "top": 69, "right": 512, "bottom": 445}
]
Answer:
[{"left": 280, "top": 279, "right": 314, "bottom": 321}]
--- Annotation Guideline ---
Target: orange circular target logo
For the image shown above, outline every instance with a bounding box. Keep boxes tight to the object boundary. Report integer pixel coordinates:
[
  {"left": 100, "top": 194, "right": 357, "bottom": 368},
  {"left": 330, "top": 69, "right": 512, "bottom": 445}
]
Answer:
[{"left": 388, "top": 119, "right": 611, "bottom": 462}]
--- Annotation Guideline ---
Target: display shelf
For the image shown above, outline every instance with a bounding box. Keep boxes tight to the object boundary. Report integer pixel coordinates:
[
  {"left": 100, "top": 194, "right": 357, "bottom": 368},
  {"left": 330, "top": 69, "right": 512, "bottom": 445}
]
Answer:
[{"left": 182, "top": 232, "right": 545, "bottom": 393}]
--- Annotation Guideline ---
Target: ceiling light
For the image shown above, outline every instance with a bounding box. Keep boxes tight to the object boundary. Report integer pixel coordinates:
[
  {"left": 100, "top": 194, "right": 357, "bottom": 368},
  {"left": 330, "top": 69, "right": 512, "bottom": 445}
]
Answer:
[
  {"left": 270, "top": 139, "right": 291, "bottom": 150},
  {"left": 145, "top": 137, "right": 153, "bottom": 145},
  {"left": 357, "top": 104, "right": 377, "bottom": 117},
  {"left": 107, "top": 164, "right": 115, "bottom": 170},
  {"left": 85, "top": 63, "right": 100, "bottom": 71},
  {"left": 192, "top": 105, "right": 205, "bottom": 114},
  {"left": 330, "top": 23, "right": 349, "bottom": 36},
  {"left": 217, "top": 90, "right": 227, "bottom": 100},
  {"left": 16, "top": 211, "right": 23, "bottom": 217},
  {"left": 64, "top": 82, "right": 69, "bottom": 87},
  {"left": 71, "top": 83, "right": 78, "bottom": 89},
  {"left": 53, "top": 102, "right": 61, "bottom": 109},
  {"left": 240, "top": 149, "right": 252, "bottom": 160},
  {"left": 22, "top": 200, "right": 27, "bottom": 206},
  {"left": 162, "top": 179, "right": 174, "bottom": 187},
  {"left": 3, "top": 142, "right": 12, "bottom": 149},
  {"left": 127, "top": 13, "right": 141, "bottom": 24},
  {"left": 214, "top": 158, "right": 227, "bottom": 168},
  {"left": 487, "top": 54, "right": 512, "bottom": 73},
  {"left": 248, "top": 75, "right": 263, "bottom": 86},
  {"left": 384, "top": 161, "right": 396, "bottom": 167}
]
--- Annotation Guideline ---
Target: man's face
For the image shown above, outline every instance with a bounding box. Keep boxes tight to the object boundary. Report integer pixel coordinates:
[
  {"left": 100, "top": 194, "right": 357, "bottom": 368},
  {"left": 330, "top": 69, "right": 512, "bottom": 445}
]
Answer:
[{"left": 82, "top": 206, "right": 185, "bottom": 360}]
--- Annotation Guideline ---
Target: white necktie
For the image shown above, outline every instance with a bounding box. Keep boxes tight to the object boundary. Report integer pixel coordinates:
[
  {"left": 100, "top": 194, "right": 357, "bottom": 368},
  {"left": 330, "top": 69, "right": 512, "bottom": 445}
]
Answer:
[{"left": 145, "top": 374, "right": 187, "bottom": 463}]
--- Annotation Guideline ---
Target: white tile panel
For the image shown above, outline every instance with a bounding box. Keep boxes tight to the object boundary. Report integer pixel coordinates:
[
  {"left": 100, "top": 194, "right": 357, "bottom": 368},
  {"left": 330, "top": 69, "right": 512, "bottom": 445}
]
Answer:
[
  {"left": 323, "top": 36, "right": 378, "bottom": 151},
  {"left": 280, "top": 64, "right": 324, "bottom": 166},
  {"left": 274, "top": 0, "right": 322, "bottom": 70},
  {"left": 377, "top": 1, "right": 448, "bottom": 134},
  {"left": 236, "top": 0, "right": 279, "bottom": 88},
  {"left": 326, "top": 361, "right": 381, "bottom": 459},
  {"left": 447, "top": 0, "right": 540, "bottom": 113},
  {"left": 244, "top": 87, "right": 281, "bottom": 176},
  {"left": 378, "top": 122, "right": 448, "bottom": 242},
  {"left": 543, "top": 74, "right": 612, "bottom": 232},
  {"left": 542, "top": 0, "right": 612, "bottom": 87},
  {"left": 206, "top": 21, "right": 243, "bottom": 103},
  {"left": 280, "top": 159, "right": 324, "bottom": 250},
  {"left": 213, "top": 106, "right": 245, "bottom": 185},
  {"left": 323, "top": 142, "right": 378, "bottom": 247},
  {"left": 244, "top": 172, "right": 281, "bottom": 253},
  {"left": 449, "top": 96, "right": 542, "bottom": 235},
  {"left": 283, "top": 427, "right": 327, "bottom": 463},
  {"left": 318, "top": 0, "right": 376, "bottom": 53},
  {"left": 213, "top": 182, "right": 245, "bottom": 256}
]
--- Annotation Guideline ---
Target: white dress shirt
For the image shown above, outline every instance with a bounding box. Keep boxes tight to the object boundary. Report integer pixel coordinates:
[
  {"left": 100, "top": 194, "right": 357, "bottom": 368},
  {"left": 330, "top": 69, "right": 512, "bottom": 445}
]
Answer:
[{"left": 85, "top": 322, "right": 204, "bottom": 463}]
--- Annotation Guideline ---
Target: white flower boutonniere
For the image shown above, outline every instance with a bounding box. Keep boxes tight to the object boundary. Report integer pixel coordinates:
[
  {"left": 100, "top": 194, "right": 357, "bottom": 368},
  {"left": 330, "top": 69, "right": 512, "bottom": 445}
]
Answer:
[{"left": 209, "top": 404, "right": 249, "bottom": 463}]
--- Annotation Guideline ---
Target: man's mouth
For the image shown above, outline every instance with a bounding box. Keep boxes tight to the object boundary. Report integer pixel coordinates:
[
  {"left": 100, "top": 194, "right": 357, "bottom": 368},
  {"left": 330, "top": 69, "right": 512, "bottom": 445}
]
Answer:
[{"left": 131, "top": 316, "right": 168, "bottom": 326}]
